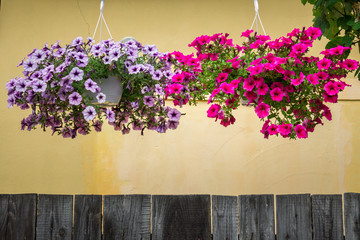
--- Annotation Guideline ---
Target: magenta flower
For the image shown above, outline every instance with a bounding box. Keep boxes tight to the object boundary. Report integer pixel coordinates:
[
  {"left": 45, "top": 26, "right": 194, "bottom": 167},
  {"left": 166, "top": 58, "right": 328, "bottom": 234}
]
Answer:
[
  {"left": 68, "top": 92, "right": 82, "bottom": 105},
  {"left": 342, "top": 59, "right": 359, "bottom": 70},
  {"left": 317, "top": 58, "right": 332, "bottom": 70},
  {"left": 315, "top": 71, "right": 329, "bottom": 81},
  {"left": 207, "top": 104, "right": 221, "bottom": 118},
  {"left": 244, "top": 91, "right": 258, "bottom": 104},
  {"left": 294, "top": 124, "right": 308, "bottom": 139},
  {"left": 216, "top": 73, "right": 228, "bottom": 83},
  {"left": 243, "top": 77, "right": 256, "bottom": 91},
  {"left": 219, "top": 82, "right": 235, "bottom": 94},
  {"left": 305, "top": 26, "right": 322, "bottom": 39},
  {"left": 167, "top": 84, "right": 183, "bottom": 94},
  {"left": 241, "top": 29, "right": 254, "bottom": 38},
  {"left": 256, "top": 82, "right": 269, "bottom": 95},
  {"left": 167, "top": 108, "right": 181, "bottom": 121},
  {"left": 270, "top": 87, "right": 284, "bottom": 102},
  {"left": 306, "top": 74, "right": 319, "bottom": 85},
  {"left": 278, "top": 123, "right": 293, "bottom": 137},
  {"left": 255, "top": 103, "right": 270, "bottom": 118},
  {"left": 82, "top": 106, "right": 96, "bottom": 121},
  {"left": 324, "top": 81, "right": 339, "bottom": 96},
  {"left": 69, "top": 67, "right": 84, "bottom": 81},
  {"left": 323, "top": 92, "right": 338, "bottom": 103},
  {"left": 172, "top": 73, "right": 185, "bottom": 83},
  {"left": 268, "top": 124, "right": 278, "bottom": 135}
]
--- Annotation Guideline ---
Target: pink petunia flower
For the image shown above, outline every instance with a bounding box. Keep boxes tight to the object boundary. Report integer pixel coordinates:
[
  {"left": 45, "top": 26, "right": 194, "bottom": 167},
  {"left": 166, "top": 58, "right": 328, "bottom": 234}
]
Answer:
[
  {"left": 294, "top": 124, "right": 308, "bottom": 138},
  {"left": 317, "top": 58, "right": 332, "bottom": 70},
  {"left": 207, "top": 104, "right": 221, "bottom": 118},
  {"left": 256, "top": 82, "right": 269, "bottom": 95},
  {"left": 306, "top": 74, "right": 319, "bottom": 85},
  {"left": 216, "top": 73, "right": 228, "bottom": 83},
  {"left": 219, "top": 82, "right": 235, "bottom": 95},
  {"left": 270, "top": 87, "right": 284, "bottom": 102},
  {"left": 324, "top": 81, "right": 339, "bottom": 96},
  {"left": 268, "top": 124, "right": 278, "bottom": 135},
  {"left": 278, "top": 122, "right": 293, "bottom": 138},
  {"left": 255, "top": 103, "right": 270, "bottom": 118}
]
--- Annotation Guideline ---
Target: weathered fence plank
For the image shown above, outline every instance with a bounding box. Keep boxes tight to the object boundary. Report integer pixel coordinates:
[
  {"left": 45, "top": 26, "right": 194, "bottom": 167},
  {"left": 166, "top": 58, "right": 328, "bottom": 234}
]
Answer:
[
  {"left": 124, "top": 195, "right": 151, "bottom": 240},
  {"left": 103, "top": 195, "right": 125, "bottom": 239},
  {"left": 36, "top": 194, "right": 73, "bottom": 240},
  {"left": 312, "top": 194, "right": 343, "bottom": 240},
  {"left": 152, "top": 195, "right": 211, "bottom": 240},
  {"left": 276, "top": 194, "right": 312, "bottom": 240},
  {"left": 74, "top": 195, "right": 102, "bottom": 240},
  {"left": 212, "top": 195, "right": 238, "bottom": 240},
  {"left": 0, "top": 194, "right": 36, "bottom": 240},
  {"left": 238, "top": 194, "right": 275, "bottom": 240},
  {"left": 344, "top": 193, "right": 360, "bottom": 240}
]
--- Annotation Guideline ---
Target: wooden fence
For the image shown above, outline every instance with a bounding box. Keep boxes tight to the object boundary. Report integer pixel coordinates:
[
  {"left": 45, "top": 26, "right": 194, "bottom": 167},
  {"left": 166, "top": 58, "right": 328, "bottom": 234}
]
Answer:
[{"left": 0, "top": 193, "right": 359, "bottom": 240}]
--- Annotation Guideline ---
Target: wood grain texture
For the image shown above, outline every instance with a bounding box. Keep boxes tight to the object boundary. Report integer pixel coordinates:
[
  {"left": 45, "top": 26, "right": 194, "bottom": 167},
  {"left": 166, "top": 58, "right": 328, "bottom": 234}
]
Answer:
[
  {"left": 212, "top": 195, "right": 238, "bottom": 240},
  {"left": 74, "top": 195, "right": 102, "bottom": 240},
  {"left": 344, "top": 193, "right": 360, "bottom": 240},
  {"left": 36, "top": 194, "right": 73, "bottom": 240},
  {"left": 123, "top": 195, "right": 151, "bottom": 240},
  {"left": 152, "top": 195, "right": 211, "bottom": 240},
  {"left": 276, "top": 194, "right": 312, "bottom": 240},
  {"left": 238, "top": 195, "right": 275, "bottom": 240},
  {"left": 103, "top": 195, "right": 125, "bottom": 240},
  {"left": 0, "top": 194, "right": 37, "bottom": 240},
  {"left": 312, "top": 194, "right": 343, "bottom": 240}
]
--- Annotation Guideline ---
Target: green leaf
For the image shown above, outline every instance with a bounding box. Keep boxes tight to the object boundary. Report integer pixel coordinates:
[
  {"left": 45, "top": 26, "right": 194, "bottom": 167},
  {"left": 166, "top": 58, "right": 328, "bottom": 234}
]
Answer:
[
  {"left": 314, "top": 14, "right": 330, "bottom": 33},
  {"left": 301, "top": 0, "right": 308, "bottom": 5},
  {"left": 353, "top": 21, "right": 360, "bottom": 30},
  {"left": 314, "top": 0, "right": 325, "bottom": 9}
]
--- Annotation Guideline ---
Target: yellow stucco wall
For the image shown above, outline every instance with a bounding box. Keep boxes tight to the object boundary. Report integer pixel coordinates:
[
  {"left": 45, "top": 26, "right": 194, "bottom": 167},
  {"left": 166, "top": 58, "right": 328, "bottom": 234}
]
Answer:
[{"left": 0, "top": 0, "right": 359, "bottom": 195}]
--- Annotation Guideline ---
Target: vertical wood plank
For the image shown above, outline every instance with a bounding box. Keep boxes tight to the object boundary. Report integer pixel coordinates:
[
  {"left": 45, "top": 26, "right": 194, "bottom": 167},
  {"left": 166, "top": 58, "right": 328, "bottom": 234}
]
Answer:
[
  {"left": 36, "top": 194, "right": 73, "bottom": 240},
  {"left": 212, "top": 195, "right": 238, "bottom": 240},
  {"left": 276, "top": 194, "right": 312, "bottom": 240},
  {"left": 238, "top": 195, "right": 275, "bottom": 240},
  {"left": 312, "top": 194, "right": 343, "bottom": 240},
  {"left": 103, "top": 195, "right": 124, "bottom": 240},
  {"left": 152, "top": 195, "right": 211, "bottom": 240},
  {"left": 74, "top": 195, "right": 102, "bottom": 240},
  {"left": 123, "top": 195, "right": 151, "bottom": 240},
  {"left": 0, "top": 194, "right": 37, "bottom": 240},
  {"left": 344, "top": 193, "right": 360, "bottom": 240}
]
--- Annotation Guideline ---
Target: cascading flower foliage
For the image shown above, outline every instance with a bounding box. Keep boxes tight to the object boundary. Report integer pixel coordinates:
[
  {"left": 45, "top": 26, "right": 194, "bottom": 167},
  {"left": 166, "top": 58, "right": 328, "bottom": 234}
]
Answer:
[
  {"left": 6, "top": 37, "right": 182, "bottom": 138},
  {"left": 166, "top": 27, "right": 359, "bottom": 139}
]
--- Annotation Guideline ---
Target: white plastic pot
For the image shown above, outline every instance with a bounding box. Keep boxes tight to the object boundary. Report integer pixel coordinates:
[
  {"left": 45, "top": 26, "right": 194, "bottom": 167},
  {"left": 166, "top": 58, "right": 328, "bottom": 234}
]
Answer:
[{"left": 89, "top": 76, "right": 123, "bottom": 107}]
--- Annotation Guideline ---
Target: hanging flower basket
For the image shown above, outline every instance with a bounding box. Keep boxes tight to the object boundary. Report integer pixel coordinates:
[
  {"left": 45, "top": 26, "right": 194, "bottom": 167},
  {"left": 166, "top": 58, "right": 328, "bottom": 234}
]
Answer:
[
  {"left": 88, "top": 76, "right": 123, "bottom": 107},
  {"left": 166, "top": 27, "right": 359, "bottom": 139},
  {"left": 6, "top": 37, "right": 182, "bottom": 138}
]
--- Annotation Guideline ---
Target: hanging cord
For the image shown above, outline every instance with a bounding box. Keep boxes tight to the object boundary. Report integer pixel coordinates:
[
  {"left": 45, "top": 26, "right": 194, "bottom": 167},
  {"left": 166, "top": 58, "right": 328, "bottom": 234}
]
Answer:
[
  {"left": 92, "top": 0, "right": 113, "bottom": 41},
  {"left": 249, "top": 0, "right": 266, "bottom": 35}
]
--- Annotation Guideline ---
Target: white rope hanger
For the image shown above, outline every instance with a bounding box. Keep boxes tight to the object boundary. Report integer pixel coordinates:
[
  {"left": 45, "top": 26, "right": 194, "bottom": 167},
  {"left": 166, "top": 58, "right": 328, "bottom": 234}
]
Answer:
[
  {"left": 250, "top": 0, "right": 266, "bottom": 35},
  {"left": 92, "top": 0, "right": 113, "bottom": 41}
]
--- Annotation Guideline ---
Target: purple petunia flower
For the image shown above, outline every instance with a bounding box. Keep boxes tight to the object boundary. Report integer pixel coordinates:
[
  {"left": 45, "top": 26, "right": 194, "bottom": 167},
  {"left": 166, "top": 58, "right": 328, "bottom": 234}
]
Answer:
[
  {"left": 143, "top": 96, "right": 155, "bottom": 107},
  {"left": 32, "top": 80, "right": 47, "bottom": 93},
  {"left": 155, "top": 84, "right": 164, "bottom": 95},
  {"left": 131, "top": 101, "right": 139, "bottom": 109},
  {"left": 141, "top": 86, "right": 150, "bottom": 94},
  {"left": 69, "top": 67, "right": 84, "bottom": 81},
  {"left": 23, "top": 59, "right": 38, "bottom": 72},
  {"left": 163, "top": 70, "right": 174, "bottom": 79},
  {"left": 6, "top": 79, "right": 17, "bottom": 91},
  {"left": 84, "top": 79, "right": 98, "bottom": 93},
  {"left": 124, "top": 60, "right": 132, "bottom": 68},
  {"left": 16, "top": 78, "right": 28, "bottom": 92},
  {"left": 57, "top": 88, "right": 68, "bottom": 101},
  {"left": 151, "top": 70, "right": 163, "bottom": 80},
  {"left": 106, "top": 108, "right": 115, "bottom": 122},
  {"left": 109, "top": 48, "right": 121, "bottom": 61},
  {"left": 71, "top": 36, "right": 83, "bottom": 46},
  {"left": 31, "top": 49, "right": 46, "bottom": 63},
  {"left": 167, "top": 120, "right": 179, "bottom": 130},
  {"left": 68, "top": 92, "right": 82, "bottom": 105},
  {"left": 96, "top": 93, "right": 106, "bottom": 103},
  {"left": 82, "top": 106, "right": 96, "bottom": 121},
  {"left": 128, "top": 65, "right": 140, "bottom": 74},
  {"left": 167, "top": 108, "right": 181, "bottom": 122},
  {"left": 53, "top": 48, "right": 65, "bottom": 58},
  {"left": 143, "top": 44, "right": 158, "bottom": 55},
  {"left": 103, "top": 56, "right": 112, "bottom": 64},
  {"left": 60, "top": 76, "right": 73, "bottom": 87}
]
